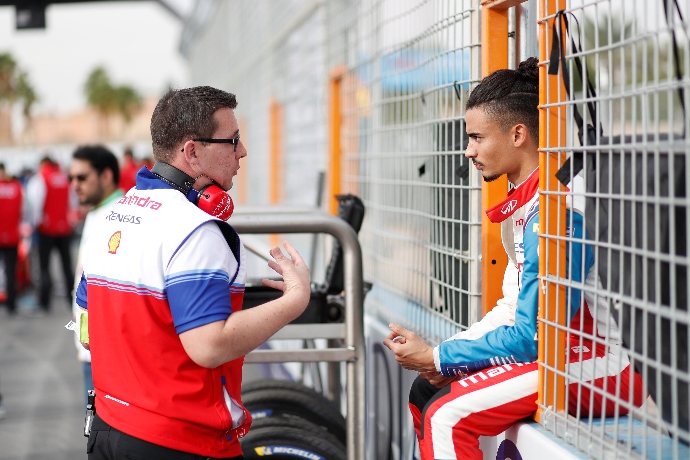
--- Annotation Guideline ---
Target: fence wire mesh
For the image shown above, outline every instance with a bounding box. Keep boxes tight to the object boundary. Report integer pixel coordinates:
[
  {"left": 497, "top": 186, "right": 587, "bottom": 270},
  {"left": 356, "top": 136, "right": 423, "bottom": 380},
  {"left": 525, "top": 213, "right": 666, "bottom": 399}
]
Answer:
[
  {"left": 539, "top": 0, "right": 690, "bottom": 458},
  {"left": 184, "top": 0, "right": 483, "bottom": 342},
  {"left": 182, "top": 0, "right": 690, "bottom": 457},
  {"left": 329, "top": 0, "right": 483, "bottom": 345}
]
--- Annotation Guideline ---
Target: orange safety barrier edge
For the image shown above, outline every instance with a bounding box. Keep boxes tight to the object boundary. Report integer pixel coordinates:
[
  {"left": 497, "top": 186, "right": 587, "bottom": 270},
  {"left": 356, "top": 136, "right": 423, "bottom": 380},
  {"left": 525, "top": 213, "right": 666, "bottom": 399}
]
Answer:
[
  {"left": 479, "top": 0, "right": 511, "bottom": 317},
  {"left": 328, "top": 66, "right": 347, "bottom": 216},
  {"left": 537, "top": 0, "right": 568, "bottom": 421},
  {"left": 269, "top": 99, "right": 283, "bottom": 246}
]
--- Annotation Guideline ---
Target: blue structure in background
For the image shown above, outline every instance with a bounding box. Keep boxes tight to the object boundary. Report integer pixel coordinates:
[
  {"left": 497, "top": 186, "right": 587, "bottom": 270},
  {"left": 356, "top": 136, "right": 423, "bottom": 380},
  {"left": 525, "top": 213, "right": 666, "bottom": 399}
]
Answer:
[{"left": 357, "top": 47, "right": 473, "bottom": 94}]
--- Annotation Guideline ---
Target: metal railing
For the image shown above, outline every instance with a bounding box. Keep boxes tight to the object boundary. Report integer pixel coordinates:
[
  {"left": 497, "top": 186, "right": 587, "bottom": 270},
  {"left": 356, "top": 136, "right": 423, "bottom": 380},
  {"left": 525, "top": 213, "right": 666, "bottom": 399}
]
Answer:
[{"left": 231, "top": 206, "right": 365, "bottom": 460}]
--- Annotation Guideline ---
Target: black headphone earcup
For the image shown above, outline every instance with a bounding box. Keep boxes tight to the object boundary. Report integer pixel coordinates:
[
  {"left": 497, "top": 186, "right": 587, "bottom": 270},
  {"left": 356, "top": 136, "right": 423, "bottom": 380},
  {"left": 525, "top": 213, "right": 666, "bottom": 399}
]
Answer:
[{"left": 196, "top": 185, "right": 234, "bottom": 220}]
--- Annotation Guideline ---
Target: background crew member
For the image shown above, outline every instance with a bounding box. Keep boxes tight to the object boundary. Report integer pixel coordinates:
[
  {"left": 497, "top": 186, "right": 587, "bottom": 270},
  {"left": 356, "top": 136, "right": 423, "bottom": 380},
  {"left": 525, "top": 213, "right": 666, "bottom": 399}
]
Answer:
[
  {"left": 68, "top": 146, "right": 123, "bottom": 408},
  {"left": 0, "top": 163, "right": 23, "bottom": 316},
  {"left": 27, "top": 156, "right": 73, "bottom": 312},
  {"left": 0, "top": 162, "right": 23, "bottom": 421},
  {"left": 118, "top": 146, "right": 138, "bottom": 193}
]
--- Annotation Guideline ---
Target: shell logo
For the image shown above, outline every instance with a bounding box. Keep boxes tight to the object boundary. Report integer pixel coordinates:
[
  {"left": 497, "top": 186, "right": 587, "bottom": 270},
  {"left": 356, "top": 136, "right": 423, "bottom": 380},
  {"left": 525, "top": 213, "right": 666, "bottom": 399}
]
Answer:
[{"left": 108, "top": 231, "right": 122, "bottom": 254}]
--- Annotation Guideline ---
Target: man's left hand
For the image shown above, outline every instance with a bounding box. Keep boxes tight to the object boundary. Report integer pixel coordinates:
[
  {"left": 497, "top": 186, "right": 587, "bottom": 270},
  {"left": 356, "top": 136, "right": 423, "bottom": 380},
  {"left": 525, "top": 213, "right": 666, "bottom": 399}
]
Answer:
[
  {"left": 383, "top": 323, "right": 436, "bottom": 373},
  {"left": 419, "top": 371, "right": 459, "bottom": 388}
]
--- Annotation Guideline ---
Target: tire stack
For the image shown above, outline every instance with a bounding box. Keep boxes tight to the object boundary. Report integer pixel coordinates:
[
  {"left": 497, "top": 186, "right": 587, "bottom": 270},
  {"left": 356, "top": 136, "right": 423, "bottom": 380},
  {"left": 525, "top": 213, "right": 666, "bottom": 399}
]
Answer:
[{"left": 240, "top": 380, "right": 346, "bottom": 460}]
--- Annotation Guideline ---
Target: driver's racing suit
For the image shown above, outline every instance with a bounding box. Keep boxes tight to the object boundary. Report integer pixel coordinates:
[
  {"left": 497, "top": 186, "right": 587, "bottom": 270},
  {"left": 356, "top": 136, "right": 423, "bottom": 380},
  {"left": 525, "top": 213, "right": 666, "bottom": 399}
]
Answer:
[{"left": 408, "top": 169, "right": 644, "bottom": 460}]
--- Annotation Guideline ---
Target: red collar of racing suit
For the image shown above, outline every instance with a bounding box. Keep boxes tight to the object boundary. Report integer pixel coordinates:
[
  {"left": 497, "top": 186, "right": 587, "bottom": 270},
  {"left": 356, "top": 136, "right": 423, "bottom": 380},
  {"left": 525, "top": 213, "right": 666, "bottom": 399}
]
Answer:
[{"left": 485, "top": 168, "right": 539, "bottom": 223}]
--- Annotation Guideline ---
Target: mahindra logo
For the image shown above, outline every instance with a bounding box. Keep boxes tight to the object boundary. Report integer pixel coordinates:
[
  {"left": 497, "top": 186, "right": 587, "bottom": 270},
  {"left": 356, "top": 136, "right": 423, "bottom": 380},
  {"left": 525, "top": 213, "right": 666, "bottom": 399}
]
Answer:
[
  {"left": 501, "top": 199, "right": 518, "bottom": 215},
  {"left": 457, "top": 362, "right": 532, "bottom": 388},
  {"left": 117, "top": 193, "right": 162, "bottom": 210}
]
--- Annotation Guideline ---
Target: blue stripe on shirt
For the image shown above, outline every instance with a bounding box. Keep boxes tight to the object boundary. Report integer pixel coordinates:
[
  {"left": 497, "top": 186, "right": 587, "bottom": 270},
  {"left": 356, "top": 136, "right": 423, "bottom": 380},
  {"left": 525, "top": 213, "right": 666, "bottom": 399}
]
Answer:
[
  {"left": 166, "top": 270, "right": 230, "bottom": 287},
  {"left": 166, "top": 271, "right": 232, "bottom": 334},
  {"left": 76, "top": 272, "right": 88, "bottom": 308}
]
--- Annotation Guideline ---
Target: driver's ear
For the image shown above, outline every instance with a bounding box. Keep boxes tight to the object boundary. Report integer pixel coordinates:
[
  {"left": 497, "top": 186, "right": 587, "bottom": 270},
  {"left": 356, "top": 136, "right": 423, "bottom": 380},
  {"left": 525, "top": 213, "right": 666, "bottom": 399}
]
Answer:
[{"left": 513, "top": 124, "right": 529, "bottom": 147}]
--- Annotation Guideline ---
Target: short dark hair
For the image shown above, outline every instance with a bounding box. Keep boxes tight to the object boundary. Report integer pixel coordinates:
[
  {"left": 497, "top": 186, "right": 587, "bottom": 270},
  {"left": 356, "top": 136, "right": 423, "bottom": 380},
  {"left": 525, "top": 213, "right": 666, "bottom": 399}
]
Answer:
[
  {"left": 150, "top": 86, "right": 238, "bottom": 162},
  {"left": 467, "top": 57, "right": 539, "bottom": 141},
  {"left": 72, "top": 145, "right": 120, "bottom": 186}
]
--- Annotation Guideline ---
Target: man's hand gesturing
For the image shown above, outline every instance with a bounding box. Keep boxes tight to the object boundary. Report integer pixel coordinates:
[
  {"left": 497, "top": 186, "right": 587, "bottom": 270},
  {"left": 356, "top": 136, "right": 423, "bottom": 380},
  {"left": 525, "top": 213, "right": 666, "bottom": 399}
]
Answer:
[{"left": 262, "top": 241, "right": 311, "bottom": 308}]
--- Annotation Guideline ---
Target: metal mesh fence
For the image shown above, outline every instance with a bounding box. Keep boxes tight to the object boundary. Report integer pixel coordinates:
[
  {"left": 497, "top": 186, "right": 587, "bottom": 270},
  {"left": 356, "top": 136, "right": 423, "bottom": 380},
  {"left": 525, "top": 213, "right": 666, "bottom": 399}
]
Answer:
[
  {"left": 188, "top": 0, "right": 484, "bottom": 342},
  {"left": 539, "top": 0, "right": 690, "bottom": 458},
  {"left": 183, "top": 0, "right": 330, "bottom": 278},
  {"left": 329, "top": 0, "right": 483, "bottom": 344},
  {"left": 183, "top": 0, "right": 690, "bottom": 457}
]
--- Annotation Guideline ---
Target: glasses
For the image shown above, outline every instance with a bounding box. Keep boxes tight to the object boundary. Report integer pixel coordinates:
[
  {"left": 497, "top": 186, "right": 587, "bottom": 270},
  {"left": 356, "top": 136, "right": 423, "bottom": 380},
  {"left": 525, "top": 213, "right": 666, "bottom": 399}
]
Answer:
[
  {"left": 190, "top": 132, "right": 241, "bottom": 152},
  {"left": 68, "top": 173, "right": 91, "bottom": 183}
]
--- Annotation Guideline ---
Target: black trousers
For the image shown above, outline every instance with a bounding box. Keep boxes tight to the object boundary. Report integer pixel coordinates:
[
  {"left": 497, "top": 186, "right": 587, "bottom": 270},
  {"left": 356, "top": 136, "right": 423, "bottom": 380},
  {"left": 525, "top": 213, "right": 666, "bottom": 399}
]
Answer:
[
  {"left": 37, "top": 232, "right": 73, "bottom": 311},
  {"left": 408, "top": 374, "right": 444, "bottom": 415},
  {"left": 87, "top": 414, "right": 244, "bottom": 460},
  {"left": 0, "top": 246, "right": 18, "bottom": 312}
]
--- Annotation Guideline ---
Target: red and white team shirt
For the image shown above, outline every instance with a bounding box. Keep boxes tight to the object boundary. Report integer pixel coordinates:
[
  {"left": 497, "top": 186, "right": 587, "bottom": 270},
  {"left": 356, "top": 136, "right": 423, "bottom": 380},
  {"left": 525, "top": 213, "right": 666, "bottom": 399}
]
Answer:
[{"left": 76, "top": 169, "right": 250, "bottom": 458}]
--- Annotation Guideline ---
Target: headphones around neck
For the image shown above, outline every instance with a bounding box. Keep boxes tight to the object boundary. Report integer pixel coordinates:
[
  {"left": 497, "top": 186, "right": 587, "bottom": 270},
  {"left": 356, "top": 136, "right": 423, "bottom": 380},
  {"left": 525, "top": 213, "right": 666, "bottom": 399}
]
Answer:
[{"left": 150, "top": 162, "right": 234, "bottom": 220}]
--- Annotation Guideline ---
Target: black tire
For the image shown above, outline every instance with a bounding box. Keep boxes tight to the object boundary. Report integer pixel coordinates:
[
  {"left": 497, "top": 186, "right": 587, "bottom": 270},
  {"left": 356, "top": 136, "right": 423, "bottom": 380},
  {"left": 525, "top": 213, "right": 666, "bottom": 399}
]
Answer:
[
  {"left": 241, "top": 425, "right": 346, "bottom": 460},
  {"left": 249, "top": 416, "right": 345, "bottom": 451},
  {"left": 241, "top": 379, "right": 330, "bottom": 398},
  {"left": 241, "top": 387, "right": 346, "bottom": 445}
]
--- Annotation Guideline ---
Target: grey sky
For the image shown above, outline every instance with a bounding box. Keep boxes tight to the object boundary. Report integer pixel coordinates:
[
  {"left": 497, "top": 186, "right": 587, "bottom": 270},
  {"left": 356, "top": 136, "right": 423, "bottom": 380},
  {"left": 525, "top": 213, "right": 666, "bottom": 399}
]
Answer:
[{"left": 0, "top": 1, "right": 189, "bottom": 115}]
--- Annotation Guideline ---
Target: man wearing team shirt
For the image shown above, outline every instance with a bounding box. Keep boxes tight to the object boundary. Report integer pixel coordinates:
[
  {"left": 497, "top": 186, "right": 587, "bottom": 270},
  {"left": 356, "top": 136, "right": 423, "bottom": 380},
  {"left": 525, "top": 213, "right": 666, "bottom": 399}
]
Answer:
[
  {"left": 0, "top": 163, "right": 23, "bottom": 316},
  {"left": 27, "top": 156, "right": 74, "bottom": 312},
  {"left": 0, "top": 162, "right": 20, "bottom": 420},
  {"left": 75, "top": 87, "right": 311, "bottom": 460}
]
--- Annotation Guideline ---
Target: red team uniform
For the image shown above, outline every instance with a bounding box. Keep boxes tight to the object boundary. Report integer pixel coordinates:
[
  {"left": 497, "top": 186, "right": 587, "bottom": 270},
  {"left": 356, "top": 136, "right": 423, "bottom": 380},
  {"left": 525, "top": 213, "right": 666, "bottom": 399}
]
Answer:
[
  {"left": 76, "top": 168, "right": 250, "bottom": 457},
  {"left": 37, "top": 164, "right": 72, "bottom": 237},
  {"left": 118, "top": 158, "right": 139, "bottom": 194},
  {"left": 0, "top": 176, "right": 23, "bottom": 313},
  {"left": 28, "top": 161, "right": 74, "bottom": 311}
]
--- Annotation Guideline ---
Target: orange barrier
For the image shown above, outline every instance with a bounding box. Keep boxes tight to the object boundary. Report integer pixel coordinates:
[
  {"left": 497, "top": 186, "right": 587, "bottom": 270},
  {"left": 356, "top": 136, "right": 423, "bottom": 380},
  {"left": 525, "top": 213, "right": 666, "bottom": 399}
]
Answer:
[
  {"left": 479, "top": 0, "right": 511, "bottom": 316},
  {"left": 537, "top": 0, "right": 567, "bottom": 421}
]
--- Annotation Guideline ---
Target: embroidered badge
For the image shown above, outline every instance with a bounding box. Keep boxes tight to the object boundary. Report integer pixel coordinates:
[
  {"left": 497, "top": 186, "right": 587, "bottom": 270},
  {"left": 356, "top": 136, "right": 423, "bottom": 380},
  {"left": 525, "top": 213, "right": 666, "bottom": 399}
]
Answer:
[
  {"left": 108, "top": 231, "right": 122, "bottom": 254},
  {"left": 485, "top": 169, "right": 539, "bottom": 223},
  {"left": 501, "top": 199, "right": 518, "bottom": 215}
]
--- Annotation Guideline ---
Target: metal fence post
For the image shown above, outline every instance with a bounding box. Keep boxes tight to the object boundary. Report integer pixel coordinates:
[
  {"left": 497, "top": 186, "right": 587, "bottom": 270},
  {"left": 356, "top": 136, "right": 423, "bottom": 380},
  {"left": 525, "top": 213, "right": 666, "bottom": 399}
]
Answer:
[{"left": 231, "top": 206, "right": 366, "bottom": 460}]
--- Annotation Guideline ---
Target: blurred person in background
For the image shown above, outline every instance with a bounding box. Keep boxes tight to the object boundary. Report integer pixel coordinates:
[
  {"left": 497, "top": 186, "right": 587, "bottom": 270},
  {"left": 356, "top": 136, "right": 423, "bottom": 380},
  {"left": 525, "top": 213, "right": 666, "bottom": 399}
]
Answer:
[
  {"left": 19, "top": 167, "right": 33, "bottom": 187},
  {"left": 119, "top": 147, "right": 138, "bottom": 193},
  {"left": 69, "top": 146, "right": 122, "bottom": 408},
  {"left": 0, "top": 162, "right": 22, "bottom": 420},
  {"left": 27, "top": 156, "right": 74, "bottom": 313},
  {"left": 0, "top": 163, "right": 23, "bottom": 316},
  {"left": 140, "top": 156, "right": 154, "bottom": 171}
]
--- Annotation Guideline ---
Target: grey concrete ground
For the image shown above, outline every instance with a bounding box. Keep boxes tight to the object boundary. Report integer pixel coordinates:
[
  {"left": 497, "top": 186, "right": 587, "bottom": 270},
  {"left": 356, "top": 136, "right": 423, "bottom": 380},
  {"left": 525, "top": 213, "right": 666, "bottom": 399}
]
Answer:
[
  {"left": 0, "top": 297, "right": 264, "bottom": 460},
  {"left": 0, "top": 254, "right": 263, "bottom": 460},
  {"left": 0, "top": 296, "right": 85, "bottom": 460}
]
